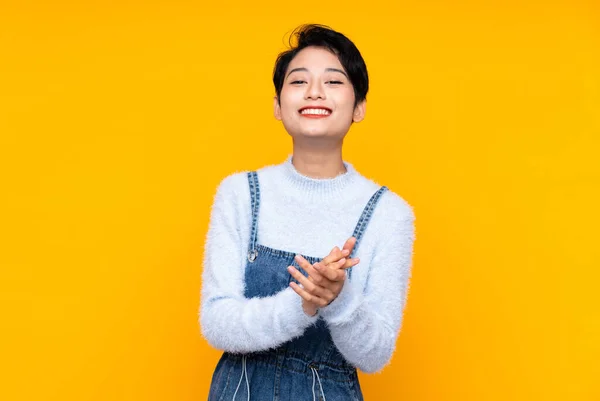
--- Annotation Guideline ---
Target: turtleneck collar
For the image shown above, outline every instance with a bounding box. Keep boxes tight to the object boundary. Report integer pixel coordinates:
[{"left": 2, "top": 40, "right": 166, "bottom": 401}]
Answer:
[{"left": 279, "top": 154, "right": 358, "bottom": 200}]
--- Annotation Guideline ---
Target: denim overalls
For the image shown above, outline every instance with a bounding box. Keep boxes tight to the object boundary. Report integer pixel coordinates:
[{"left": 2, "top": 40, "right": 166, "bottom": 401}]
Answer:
[{"left": 208, "top": 171, "right": 388, "bottom": 401}]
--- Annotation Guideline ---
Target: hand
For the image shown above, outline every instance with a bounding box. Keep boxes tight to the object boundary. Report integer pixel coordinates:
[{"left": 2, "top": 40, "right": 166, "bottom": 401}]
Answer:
[
  {"left": 309, "top": 236, "right": 360, "bottom": 277},
  {"left": 288, "top": 237, "right": 360, "bottom": 316}
]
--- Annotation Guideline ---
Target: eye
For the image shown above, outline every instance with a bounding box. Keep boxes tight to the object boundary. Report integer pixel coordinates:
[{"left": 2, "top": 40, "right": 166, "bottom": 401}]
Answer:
[
  {"left": 327, "top": 80, "right": 344, "bottom": 85},
  {"left": 290, "top": 80, "right": 306, "bottom": 84}
]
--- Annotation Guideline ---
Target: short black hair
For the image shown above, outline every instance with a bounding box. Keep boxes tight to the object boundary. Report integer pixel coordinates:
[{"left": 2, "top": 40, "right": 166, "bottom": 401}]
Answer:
[{"left": 273, "top": 24, "right": 369, "bottom": 108}]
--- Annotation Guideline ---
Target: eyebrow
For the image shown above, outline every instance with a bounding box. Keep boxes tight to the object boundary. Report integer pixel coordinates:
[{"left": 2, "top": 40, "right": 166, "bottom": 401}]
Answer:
[{"left": 286, "top": 67, "right": 349, "bottom": 79}]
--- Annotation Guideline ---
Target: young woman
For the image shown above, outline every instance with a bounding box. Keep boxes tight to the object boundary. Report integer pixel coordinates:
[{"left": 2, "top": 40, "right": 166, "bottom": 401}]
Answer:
[{"left": 200, "top": 24, "right": 416, "bottom": 401}]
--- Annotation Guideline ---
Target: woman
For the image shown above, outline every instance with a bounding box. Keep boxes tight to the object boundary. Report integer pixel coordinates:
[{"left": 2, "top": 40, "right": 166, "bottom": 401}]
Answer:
[{"left": 200, "top": 24, "right": 416, "bottom": 401}]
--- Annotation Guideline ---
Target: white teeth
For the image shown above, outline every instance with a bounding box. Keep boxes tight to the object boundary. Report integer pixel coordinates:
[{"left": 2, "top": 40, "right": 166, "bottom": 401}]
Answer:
[{"left": 300, "top": 108, "right": 331, "bottom": 115}]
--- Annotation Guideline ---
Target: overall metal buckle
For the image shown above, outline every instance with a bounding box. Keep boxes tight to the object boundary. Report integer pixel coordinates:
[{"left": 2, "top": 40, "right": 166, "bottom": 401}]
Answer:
[{"left": 247, "top": 249, "right": 258, "bottom": 263}]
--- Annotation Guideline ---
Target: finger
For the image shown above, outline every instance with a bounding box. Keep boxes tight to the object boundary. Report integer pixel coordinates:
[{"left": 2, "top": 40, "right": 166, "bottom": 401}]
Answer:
[
  {"left": 321, "top": 246, "right": 345, "bottom": 266},
  {"left": 314, "top": 262, "right": 342, "bottom": 281},
  {"left": 287, "top": 265, "right": 325, "bottom": 296},
  {"left": 289, "top": 281, "right": 316, "bottom": 303},
  {"left": 324, "top": 256, "right": 360, "bottom": 271},
  {"left": 332, "top": 257, "right": 347, "bottom": 270},
  {"left": 289, "top": 281, "right": 330, "bottom": 307},
  {"left": 341, "top": 257, "right": 360, "bottom": 270},
  {"left": 294, "top": 255, "right": 327, "bottom": 285},
  {"left": 342, "top": 237, "right": 357, "bottom": 255},
  {"left": 295, "top": 254, "right": 342, "bottom": 284},
  {"left": 302, "top": 261, "right": 333, "bottom": 286},
  {"left": 315, "top": 262, "right": 347, "bottom": 281}
]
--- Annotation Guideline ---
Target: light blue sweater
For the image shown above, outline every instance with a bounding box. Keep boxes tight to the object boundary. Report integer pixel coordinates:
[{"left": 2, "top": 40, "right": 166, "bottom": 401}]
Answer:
[{"left": 199, "top": 156, "right": 416, "bottom": 373}]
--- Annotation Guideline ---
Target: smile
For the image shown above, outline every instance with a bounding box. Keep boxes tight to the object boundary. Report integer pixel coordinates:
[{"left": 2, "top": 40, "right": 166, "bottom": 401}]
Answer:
[{"left": 298, "top": 107, "right": 332, "bottom": 118}]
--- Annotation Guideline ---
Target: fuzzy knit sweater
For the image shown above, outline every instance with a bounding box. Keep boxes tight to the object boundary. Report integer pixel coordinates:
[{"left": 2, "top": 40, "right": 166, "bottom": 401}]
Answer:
[{"left": 199, "top": 156, "right": 416, "bottom": 373}]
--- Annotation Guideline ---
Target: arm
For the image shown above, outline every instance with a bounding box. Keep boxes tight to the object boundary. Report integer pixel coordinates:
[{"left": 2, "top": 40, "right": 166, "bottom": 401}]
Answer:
[
  {"left": 318, "top": 205, "right": 416, "bottom": 373},
  {"left": 199, "top": 175, "right": 319, "bottom": 353}
]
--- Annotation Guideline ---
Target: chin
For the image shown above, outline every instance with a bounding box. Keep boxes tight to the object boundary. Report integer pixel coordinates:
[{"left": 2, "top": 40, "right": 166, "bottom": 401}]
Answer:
[
  {"left": 283, "top": 122, "right": 342, "bottom": 140},
  {"left": 293, "top": 131, "right": 332, "bottom": 139},
  {"left": 303, "top": 128, "right": 330, "bottom": 136}
]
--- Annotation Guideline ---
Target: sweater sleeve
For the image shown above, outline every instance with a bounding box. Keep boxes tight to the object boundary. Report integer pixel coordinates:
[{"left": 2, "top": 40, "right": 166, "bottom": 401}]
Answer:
[
  {"left": 317, "top": 199, "right": 416, "bottom": 373},
  {"left": 199, "top": 174, "right": 319, "bottom": 353}
]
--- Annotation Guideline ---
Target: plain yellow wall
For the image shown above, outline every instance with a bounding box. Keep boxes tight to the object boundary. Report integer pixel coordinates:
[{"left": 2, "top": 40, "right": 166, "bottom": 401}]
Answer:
[{"left": 1, "top": 1, "right": 599, "bottom": 400}]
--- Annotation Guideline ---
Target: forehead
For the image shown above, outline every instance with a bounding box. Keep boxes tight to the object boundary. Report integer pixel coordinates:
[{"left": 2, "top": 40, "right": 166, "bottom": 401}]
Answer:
[{"left": 287, "top": 46, "right": 344, "bottom": 72}]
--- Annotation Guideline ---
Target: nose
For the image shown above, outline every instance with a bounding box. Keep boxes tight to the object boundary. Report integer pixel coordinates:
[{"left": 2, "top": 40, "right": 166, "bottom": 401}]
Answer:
[{"left": 304, "top": 80, "right": 325, "bottom": 100}]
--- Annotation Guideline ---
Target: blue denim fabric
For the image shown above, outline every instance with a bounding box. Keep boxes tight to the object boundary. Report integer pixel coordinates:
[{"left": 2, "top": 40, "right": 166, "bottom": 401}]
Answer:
[{"left": 208, "top": 171, "right": 388, "bottom": 401}]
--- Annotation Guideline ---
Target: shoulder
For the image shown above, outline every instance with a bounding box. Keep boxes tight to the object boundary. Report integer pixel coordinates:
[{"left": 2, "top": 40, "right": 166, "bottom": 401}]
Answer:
[
  {"left": 211, "top": 170, "right": 253, "bottom": 211},
  {"left": 213, "top": 160, "right": 283, "bottom": 199},
  {"left": 365, "top": 188, "right": 416, "bottom": 258},
  {"left": 348, "top": 169, "right": 416, "bottom": 246},
  {"left": 360, "top": 176, "right": 416, "bottom": 242},
  {"left": 379, "top": 188, "right": 415, "bottom": 223},
  {"left": 214, "top": 170, "right": 250, "bottom": 194},
  {"left": 354, "top": 172, "right": 415, "bottom": 223}
]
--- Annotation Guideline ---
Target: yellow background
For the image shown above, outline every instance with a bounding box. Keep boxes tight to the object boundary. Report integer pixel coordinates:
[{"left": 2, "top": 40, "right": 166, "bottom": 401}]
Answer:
[{"left": 1, "top": 1, "right": 599, "bottom": 400}]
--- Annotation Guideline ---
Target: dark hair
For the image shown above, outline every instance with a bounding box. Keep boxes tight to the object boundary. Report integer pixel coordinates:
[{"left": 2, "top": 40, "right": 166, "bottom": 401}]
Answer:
[{"left": 273, "top": 24, "right": 369, "bottom": 107}]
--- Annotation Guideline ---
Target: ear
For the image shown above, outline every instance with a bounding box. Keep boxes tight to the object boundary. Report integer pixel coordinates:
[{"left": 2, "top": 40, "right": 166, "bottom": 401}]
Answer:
[
  {"left": 274, "top": 96, "right": 282, "bottom": 121},
  {"left": 352, "top": 100, "right": 366, "bottom": 123}
]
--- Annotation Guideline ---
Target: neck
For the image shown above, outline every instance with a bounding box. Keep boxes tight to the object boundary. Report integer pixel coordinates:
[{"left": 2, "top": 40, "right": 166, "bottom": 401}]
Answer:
[
  {"left": 290, "top": 145, "right": 346, "bottom": 179},
  {"left": 280, "top": 154, "right": 357, "bottom": 202}
]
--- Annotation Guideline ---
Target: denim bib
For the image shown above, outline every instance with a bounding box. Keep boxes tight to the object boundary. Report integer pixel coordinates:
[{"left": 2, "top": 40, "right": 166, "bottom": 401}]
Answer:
[{"left": 208, "top": 171, "right": 388, "bottom": 401}]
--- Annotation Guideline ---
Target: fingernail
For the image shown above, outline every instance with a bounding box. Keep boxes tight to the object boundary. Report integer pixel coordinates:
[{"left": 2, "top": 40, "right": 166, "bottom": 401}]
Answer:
[
  {"left": 287, "top": 266, "right": 295, "bottom": 273},
  {"left": 342, "top": 249, "right": 350, "bottom": 255},
  {"left": 314, "top": 263, "right": 321, "bottom": 270},
  {"left": 294, "top": 254, "right": 301, "bottom": 261}
]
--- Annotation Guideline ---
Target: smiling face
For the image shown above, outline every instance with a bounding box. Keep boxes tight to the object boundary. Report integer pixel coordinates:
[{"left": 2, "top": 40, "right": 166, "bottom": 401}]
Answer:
[{"left": 274, "top": 46, "right": 366, "bottom": 141}]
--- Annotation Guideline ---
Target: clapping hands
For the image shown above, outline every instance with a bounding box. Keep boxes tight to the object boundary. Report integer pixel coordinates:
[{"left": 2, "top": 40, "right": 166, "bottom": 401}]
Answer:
[{"left": 287, "top": 237, "right": 360, "bottom": 316}]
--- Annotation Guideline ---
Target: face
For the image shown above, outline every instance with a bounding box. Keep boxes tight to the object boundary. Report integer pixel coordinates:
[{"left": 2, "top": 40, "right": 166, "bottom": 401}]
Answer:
[{"left": 274, "top": 46, "right": 365, "bottom": 141}]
